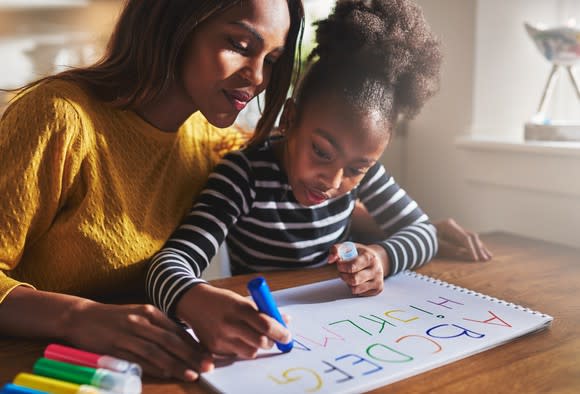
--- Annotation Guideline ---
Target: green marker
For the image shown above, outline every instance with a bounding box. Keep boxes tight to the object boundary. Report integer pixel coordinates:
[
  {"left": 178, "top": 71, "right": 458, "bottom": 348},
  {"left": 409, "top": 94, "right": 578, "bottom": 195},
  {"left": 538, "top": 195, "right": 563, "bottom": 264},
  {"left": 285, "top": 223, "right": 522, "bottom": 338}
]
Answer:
[{"left": 33, "top": 358, "right": 141, "bottom": 394}]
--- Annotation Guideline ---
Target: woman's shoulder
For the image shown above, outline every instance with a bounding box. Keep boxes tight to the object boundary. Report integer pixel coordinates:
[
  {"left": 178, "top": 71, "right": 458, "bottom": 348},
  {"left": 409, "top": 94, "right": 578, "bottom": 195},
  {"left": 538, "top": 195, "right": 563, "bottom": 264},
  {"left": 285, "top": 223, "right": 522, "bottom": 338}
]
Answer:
[
  {"left": 182, "top": 113, "right": 251, "bottom": 160},
  {"left": 4, "top": 79, "right": 102, "bottom": 122}
]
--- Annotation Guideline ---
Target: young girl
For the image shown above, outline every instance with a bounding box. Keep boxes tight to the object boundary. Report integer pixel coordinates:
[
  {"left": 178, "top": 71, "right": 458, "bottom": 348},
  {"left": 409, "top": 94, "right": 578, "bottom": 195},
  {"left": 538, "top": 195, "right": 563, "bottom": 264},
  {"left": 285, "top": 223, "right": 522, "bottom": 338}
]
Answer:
[
  {"left": 0, "top": 0, "right": 304, "bottom": 380},
  {"left": 147, "top": 0, "right": 441, "bottom": 361}
]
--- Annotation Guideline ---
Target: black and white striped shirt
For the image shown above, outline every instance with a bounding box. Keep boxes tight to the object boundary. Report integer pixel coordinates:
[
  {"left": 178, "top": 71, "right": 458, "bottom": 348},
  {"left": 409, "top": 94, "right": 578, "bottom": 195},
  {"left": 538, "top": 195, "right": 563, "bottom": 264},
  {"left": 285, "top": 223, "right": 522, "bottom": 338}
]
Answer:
[{"left": 146, "top": 141, "right": 437, "bottom": 315}]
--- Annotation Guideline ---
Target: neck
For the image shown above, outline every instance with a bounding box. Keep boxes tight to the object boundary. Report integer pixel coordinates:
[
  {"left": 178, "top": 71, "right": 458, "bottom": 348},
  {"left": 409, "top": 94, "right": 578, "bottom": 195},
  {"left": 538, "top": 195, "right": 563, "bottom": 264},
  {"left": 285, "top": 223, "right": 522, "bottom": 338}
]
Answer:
[
  {"left": 271, "top": 137, "right": 289, "bottom": 174},
  {"left": 134, "top": 83, "right": 197, "bottom": 132}
]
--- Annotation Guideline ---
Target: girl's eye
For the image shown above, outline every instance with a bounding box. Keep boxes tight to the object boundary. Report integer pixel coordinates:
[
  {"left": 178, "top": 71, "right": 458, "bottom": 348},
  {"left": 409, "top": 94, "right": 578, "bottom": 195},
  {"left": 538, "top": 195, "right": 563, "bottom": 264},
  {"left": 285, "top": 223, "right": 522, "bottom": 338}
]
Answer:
[
  {"left": 312, "top": 143, "right": 331, "bottom": 160},
  {"left": 346, "top": 167, "right": 366, "bottom": 177}
]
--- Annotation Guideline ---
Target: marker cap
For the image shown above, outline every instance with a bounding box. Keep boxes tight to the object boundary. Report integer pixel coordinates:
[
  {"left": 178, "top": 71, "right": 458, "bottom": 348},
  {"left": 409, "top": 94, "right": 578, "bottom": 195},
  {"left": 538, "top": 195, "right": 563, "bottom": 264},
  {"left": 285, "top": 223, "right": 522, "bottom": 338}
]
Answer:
[
  {"left": 33, "top": 358, "right": 141, "bottom": 394},
  {"left": 44, "top": 344, "right": 142, "bottom": 377},
  {"left": 338, "top": 241, "right": 358, "bottom": 261}
]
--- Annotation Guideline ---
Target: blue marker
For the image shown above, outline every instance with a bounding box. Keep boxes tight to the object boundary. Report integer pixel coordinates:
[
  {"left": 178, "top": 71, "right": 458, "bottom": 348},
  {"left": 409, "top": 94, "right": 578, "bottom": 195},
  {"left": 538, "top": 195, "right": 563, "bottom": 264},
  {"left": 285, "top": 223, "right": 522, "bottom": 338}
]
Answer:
[
  {"left": 247, "top": 276, "right": 293, "bottom": 353},
  {"left": 0, "top": 383, "right": 48, "bottom": 394}
]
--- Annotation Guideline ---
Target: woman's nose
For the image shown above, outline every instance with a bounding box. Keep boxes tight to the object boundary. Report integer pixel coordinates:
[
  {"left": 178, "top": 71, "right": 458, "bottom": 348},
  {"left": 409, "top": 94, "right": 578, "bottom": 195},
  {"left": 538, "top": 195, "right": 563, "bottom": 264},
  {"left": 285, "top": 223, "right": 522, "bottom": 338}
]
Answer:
[{"left": 240, "top": 57, "right": 265, "bottom": 86}]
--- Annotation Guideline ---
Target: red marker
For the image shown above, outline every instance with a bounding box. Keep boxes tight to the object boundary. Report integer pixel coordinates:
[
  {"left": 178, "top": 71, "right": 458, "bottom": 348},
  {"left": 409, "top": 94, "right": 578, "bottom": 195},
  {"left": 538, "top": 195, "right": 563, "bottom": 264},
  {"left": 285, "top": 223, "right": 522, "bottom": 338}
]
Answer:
[{"left": 44, "top": 344, "right": 142, "bottom": 377}]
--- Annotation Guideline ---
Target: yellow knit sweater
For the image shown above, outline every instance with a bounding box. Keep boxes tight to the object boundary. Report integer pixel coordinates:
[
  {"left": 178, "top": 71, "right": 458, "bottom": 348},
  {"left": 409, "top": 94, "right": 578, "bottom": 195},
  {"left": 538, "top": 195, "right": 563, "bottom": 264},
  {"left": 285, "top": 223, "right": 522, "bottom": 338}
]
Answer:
[{"left": 0, "top": 80, "right": 245, "bottom": 302}]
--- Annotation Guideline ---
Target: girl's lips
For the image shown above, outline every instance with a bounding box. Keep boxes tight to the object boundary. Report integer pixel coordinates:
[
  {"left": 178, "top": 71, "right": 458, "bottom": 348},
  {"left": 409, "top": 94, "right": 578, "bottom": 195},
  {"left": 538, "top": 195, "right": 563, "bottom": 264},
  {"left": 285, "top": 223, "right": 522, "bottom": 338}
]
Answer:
[{"left": 305, "top": 188, "right": 328, "bottom": 205}]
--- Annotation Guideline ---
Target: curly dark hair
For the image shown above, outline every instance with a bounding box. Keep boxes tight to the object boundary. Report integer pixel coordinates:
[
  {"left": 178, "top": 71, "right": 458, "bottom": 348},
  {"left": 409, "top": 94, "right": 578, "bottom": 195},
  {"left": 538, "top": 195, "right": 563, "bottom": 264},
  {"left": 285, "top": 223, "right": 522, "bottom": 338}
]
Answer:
[{"left": 297, "top": 0, "right": 441, "bottom": 129}]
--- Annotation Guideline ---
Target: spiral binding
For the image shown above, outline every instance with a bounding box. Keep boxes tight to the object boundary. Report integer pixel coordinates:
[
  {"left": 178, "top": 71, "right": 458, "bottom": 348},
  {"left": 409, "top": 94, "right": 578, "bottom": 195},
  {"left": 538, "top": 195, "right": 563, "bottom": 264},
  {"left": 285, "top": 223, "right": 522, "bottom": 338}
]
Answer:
[{"left": 403, "top": 271, "right": 553, "bottom": 319}]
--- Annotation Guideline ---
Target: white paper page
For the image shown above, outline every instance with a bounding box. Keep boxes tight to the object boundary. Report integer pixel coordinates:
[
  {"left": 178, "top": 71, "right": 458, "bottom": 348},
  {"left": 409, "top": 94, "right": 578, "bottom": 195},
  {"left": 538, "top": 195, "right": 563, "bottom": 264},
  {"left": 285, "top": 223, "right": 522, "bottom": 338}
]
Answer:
[{"left": 201, "top": 272, "right": 552, "bottom": 394}]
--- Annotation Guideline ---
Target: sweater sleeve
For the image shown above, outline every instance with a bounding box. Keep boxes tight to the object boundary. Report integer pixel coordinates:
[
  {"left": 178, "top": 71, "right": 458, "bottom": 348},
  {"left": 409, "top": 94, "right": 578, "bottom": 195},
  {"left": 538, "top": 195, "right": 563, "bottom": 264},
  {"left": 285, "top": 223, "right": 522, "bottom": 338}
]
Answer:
[
  {"left": 146, "top": 150, "right": 254, "bottom": 316},
  {"left": 357, "top": 163, "right": 438, "bottom": 276},
  {"left": 0, "top": 87, "right": 83, "bottom": 302}
]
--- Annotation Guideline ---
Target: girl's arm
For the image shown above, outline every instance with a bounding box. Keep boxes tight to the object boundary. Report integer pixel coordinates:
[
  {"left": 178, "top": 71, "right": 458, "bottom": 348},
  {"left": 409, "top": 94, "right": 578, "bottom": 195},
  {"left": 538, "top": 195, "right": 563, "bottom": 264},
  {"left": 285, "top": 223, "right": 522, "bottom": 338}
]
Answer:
[
  {"left": 145, "top": 151, "right": 291, "bottom": 359},
  {"left": 329, "top": 164, "right": 437, "bottom": 295}
]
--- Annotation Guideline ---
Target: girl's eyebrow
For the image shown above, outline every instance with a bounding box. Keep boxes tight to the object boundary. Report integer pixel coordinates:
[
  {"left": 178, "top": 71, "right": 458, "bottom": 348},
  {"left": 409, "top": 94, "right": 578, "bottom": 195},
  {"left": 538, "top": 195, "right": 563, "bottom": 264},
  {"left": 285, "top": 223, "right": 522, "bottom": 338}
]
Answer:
[
  {"left": 314, "top": 128, "right": 376, "bottom": 166},
  {"left": 314, "top": 128, "right": 341, "bottom": 153}
]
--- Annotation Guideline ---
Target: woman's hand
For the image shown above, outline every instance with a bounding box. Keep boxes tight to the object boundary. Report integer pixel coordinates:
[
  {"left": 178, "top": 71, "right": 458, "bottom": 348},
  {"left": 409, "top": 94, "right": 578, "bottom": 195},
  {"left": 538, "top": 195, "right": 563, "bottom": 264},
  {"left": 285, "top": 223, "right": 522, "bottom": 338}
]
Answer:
[
  {"left": 64, "top": 300, "right": 214, "bottom": 381},
  {"left": 176, "top": 284, "right": 292, "bottom": 359},
  {"left": 435, "top": 218, "right": 493, "bottom": 261},
  {"left": 0, "top": 287, "right": 212, "bottom": 381},
  {"left": 328, "top": 243, "right": 389, "bottom": 296}
]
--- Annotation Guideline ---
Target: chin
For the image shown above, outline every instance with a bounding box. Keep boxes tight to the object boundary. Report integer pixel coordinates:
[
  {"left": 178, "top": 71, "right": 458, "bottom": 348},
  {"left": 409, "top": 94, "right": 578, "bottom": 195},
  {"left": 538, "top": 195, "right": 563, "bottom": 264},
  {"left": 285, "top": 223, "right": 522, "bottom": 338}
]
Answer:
[{"left": 203, "top": 111, "right": 238, "bottom": 129}]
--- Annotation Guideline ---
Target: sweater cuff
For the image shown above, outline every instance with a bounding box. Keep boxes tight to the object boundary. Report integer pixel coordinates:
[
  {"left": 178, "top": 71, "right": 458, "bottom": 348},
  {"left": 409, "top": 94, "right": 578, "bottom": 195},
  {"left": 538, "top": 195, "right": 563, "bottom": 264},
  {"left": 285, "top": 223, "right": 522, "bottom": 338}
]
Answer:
[{"left": 0, "top": 277, "right": 35, "bottom": 304}]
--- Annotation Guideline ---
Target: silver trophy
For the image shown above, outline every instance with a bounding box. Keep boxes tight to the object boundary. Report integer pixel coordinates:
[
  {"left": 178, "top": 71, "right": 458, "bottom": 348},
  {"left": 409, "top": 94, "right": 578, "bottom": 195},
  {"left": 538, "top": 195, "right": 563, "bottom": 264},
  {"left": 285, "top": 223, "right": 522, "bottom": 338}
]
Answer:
[{"left": 524, "top": 21, "right": 580, "bottom": 141}]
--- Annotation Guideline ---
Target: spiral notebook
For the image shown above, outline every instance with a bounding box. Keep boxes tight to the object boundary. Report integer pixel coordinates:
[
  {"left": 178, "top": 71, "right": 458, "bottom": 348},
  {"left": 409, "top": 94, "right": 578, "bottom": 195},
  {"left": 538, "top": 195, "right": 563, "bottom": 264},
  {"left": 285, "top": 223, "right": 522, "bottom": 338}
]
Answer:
[{"left": 201, "top": 271, "right": 553, "bottom": 393}]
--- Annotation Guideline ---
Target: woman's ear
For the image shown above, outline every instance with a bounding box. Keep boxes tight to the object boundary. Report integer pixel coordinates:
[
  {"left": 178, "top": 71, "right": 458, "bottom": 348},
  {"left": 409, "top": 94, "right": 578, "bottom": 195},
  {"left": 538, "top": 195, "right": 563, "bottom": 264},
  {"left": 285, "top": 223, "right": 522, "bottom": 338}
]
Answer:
[{"left": 279, "top": 98, "right": 296, "bottom": 134}]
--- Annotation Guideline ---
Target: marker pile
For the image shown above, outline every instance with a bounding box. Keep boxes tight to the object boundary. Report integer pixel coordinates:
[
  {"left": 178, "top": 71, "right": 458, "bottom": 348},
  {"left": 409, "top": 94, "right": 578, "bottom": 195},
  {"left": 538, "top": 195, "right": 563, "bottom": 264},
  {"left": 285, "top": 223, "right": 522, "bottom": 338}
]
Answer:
[{"left": 1, "top": 344, "right": 142, "bottom": 394}]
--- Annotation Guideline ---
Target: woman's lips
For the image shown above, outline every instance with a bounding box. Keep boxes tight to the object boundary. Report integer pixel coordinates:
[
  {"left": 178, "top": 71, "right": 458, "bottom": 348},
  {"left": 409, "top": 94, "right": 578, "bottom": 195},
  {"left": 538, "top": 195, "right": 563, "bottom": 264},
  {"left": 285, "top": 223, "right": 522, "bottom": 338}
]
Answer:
[{"left": 225, "top": 90, "right": 251, "bottom": 111}]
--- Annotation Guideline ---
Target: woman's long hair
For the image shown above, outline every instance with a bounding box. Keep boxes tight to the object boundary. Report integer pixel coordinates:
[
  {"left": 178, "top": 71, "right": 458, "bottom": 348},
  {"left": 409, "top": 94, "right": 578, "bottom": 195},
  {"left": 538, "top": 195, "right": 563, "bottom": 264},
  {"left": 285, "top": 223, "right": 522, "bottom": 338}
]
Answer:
[{"left": 6, "top": 0, "right": 304, "bottom": 135}]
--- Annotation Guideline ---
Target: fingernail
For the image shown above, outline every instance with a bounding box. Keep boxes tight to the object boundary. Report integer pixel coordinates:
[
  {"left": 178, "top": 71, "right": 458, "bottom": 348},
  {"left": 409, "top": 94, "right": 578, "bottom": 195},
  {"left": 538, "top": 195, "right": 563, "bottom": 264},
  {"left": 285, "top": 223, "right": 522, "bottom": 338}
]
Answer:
[
  {"left": 184, "top": 369, "right": 198, "bottom": 382},
  {"left": 201, "top": 360, "right": 215, "bottom": 372}
]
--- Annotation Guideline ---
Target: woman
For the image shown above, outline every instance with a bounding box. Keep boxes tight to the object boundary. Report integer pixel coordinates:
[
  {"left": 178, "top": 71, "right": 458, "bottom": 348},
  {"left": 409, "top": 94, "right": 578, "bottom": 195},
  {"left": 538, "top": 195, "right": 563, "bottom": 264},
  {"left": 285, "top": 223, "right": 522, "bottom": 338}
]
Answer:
[{"left": 0, "top": 0, "right": 304, "bottom": 381}]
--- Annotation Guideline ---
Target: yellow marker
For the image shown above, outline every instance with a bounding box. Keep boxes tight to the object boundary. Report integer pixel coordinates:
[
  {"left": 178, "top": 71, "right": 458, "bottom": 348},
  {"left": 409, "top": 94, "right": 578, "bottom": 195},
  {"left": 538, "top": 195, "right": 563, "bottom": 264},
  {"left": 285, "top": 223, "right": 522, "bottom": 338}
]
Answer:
[{"left": 13, "top": 373, "right": 113, "bottom": 394}]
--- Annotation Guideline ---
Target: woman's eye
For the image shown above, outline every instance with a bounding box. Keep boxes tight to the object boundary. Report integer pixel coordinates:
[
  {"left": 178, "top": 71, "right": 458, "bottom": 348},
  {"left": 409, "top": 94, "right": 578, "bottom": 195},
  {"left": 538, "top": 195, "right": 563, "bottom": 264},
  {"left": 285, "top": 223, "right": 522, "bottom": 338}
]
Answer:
[
  {"left": 312, "top": 143, "right": 331, "bottom": 160},
  {"left": 264, "top": 55, "right": 279, "bottom": 66},
  {"left": 229, "top": 39, "right": 248, "bottom": 52}
]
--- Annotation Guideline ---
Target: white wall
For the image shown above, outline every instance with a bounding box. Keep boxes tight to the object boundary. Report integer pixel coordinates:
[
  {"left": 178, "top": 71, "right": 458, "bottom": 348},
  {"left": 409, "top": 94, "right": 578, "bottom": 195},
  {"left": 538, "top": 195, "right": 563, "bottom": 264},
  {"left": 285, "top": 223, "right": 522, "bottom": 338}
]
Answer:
[{"left": 388, "top": 0, "right": 580, "bottom": 248}]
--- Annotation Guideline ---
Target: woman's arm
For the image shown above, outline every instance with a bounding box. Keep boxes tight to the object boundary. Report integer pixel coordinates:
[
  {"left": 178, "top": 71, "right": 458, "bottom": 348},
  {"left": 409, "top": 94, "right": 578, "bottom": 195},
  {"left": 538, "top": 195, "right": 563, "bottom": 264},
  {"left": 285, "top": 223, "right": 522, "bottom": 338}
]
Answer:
[
  {"left": 350, "top": 203, "right": 492, "bottom": 261},
  {"left": 435, "top": 218, "right": 492, "bottom": 261},
  {"left": 0, "top": 286, "right": 213, "bottom": 380}
]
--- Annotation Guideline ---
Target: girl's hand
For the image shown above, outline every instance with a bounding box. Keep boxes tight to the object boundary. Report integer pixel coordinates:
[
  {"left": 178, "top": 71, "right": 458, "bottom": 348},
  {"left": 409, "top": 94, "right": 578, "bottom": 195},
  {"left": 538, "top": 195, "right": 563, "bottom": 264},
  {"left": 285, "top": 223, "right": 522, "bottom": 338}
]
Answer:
[
  {"left": 176, "top": 284, "right": 292, "bottom": 359},
  {"left": 435, "top": 218, "right": 493, "bottom": 261},
  {"left": 328, "top": 243, "right": 389, "bottom": 296},
  {"left": 64, "top": 301, "right": 213, "bottom": 381}
]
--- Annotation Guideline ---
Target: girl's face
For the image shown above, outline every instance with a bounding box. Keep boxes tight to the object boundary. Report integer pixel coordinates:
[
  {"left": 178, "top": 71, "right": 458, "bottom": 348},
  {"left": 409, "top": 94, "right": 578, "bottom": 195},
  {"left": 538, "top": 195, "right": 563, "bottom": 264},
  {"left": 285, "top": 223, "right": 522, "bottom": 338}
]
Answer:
[
  {"left": 282, "top": 98, "right": 390, "bottom": 207},
  {"left": 181, "top": 0, "right": 290, "bottom": 128}
]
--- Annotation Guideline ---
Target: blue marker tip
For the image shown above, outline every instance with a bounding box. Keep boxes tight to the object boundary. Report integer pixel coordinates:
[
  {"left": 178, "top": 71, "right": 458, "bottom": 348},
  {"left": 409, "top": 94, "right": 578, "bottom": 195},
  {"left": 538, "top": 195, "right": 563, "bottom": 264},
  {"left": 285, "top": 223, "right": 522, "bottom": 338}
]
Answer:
[{"left": 247, "top": 276, "right": 293, "bottom": 353}]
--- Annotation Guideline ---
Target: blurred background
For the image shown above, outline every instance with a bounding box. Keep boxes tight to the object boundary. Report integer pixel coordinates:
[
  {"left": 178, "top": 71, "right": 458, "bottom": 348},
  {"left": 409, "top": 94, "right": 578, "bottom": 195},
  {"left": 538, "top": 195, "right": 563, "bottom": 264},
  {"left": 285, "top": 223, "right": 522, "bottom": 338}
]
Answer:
[{"left": 1, "top": 0, "right": 578, "bottom": 279}]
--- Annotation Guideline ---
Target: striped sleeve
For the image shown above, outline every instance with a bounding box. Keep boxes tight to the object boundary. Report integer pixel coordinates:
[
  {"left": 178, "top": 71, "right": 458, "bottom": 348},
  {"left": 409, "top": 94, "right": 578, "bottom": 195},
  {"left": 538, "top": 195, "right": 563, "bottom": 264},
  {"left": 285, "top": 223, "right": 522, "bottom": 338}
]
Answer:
[
  {"left": 146, "top": 151, "right": 254, "bottom": 316},
  {"left": 357, "top": 163, "right": 438, "bottom": 276}
]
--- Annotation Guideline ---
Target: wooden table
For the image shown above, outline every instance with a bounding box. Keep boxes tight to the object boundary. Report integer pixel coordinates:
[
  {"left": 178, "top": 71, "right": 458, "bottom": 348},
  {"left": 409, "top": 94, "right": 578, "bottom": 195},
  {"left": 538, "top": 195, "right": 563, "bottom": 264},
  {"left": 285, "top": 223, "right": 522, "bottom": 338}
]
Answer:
[{"left": 1, "top": 233, "right": 579, "bottom": 393}]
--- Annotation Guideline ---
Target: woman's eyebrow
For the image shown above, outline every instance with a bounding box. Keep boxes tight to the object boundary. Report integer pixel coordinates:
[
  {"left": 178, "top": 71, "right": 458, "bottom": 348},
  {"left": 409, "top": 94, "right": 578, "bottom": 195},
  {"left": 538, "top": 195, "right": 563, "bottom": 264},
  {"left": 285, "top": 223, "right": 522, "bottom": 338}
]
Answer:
[
  {"left": 230, "top": 21, "right": 264, "bottom": 45},
  {"left": 229, "top": 21, "right": 285, "bottom": 51}
]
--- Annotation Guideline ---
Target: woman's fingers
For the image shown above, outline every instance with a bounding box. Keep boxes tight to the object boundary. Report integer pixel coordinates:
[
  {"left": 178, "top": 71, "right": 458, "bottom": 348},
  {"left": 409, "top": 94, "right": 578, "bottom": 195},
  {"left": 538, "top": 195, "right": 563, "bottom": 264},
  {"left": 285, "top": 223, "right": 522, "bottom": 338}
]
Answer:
[
  {"left": 128, "top": 305, "right": 213, "bottom": 369},
  {"left": 436, "top": 219, "right": 493, "bottom": 262},
  {"left": 66, "top": 302, "right": 214, "bottom": 381},
  {"left": 112, "top": 337, "right": 199, "bottom": 381}
]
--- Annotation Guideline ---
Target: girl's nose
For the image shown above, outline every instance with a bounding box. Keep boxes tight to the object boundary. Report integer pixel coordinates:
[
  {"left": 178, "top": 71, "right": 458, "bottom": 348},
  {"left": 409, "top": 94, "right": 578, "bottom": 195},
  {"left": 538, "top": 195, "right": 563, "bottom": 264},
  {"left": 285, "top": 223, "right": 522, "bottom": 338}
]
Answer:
[{"left": 323, "top": 167, "right": 343, "bottom": 191}]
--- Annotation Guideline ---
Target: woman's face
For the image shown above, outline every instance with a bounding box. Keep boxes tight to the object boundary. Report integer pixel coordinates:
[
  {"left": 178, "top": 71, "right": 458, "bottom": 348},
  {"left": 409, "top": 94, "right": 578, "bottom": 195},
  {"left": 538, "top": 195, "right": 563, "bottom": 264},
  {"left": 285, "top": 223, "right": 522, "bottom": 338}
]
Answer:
[{"left": 181, "top": 0, "right": 291, "bottom": 128}]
